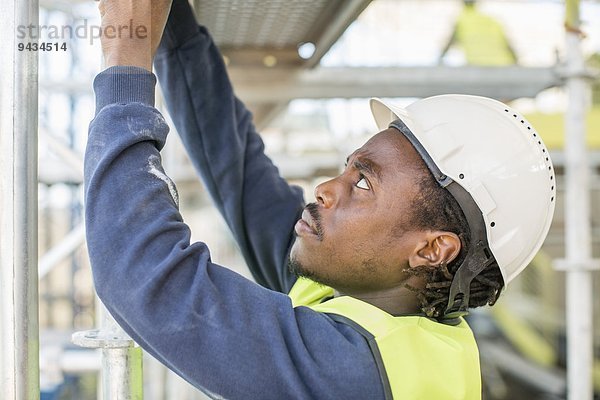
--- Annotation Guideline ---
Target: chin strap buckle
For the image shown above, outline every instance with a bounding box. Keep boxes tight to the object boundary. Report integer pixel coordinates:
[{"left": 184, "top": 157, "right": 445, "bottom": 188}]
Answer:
[{"left": 443, "top": 240, "right": 495, "bottom": 318}]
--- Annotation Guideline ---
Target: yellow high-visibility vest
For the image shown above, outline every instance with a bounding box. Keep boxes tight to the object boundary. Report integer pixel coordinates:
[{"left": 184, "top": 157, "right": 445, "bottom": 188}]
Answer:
[{"left": 289, "top": 277, "right": 482, "bottom": 400}]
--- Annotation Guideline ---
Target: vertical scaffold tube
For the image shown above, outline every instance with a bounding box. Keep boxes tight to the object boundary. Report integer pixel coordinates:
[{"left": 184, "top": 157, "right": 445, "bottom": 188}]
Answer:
[
  {"left": 0, "top": 1, "right": 40, "bottom": 399},
  {"left": 72, "top": 312, "right": 144, "bottom": 400},
  {"left": 564, "top": 1, "right": 594, "bottom": 399}
]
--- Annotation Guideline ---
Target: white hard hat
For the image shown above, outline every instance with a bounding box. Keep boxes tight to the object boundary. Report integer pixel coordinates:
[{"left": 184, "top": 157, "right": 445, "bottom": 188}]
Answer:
[{"left": 370, "top": 95, "right": 555, "bottom": 316}]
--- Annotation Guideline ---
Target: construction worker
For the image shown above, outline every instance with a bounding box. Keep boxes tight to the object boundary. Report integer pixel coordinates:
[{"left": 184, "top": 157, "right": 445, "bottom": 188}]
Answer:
[{"left": 87, "top": 0, "right": 555, "bottom": 398}]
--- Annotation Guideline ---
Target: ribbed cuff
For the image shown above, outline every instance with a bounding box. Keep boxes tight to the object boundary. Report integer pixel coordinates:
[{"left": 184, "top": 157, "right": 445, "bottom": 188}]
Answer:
[
  {"left": 94, "top": 66, "right": 157, "bottom": 114},
  {"left": 158, "top": 0, "right": 201, "bottom": 52}
]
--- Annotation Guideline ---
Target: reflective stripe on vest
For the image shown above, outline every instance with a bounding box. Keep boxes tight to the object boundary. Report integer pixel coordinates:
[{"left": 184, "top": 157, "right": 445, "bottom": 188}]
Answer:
[{"left": 289, "top": 277, "right": 482, "bottom": 400}]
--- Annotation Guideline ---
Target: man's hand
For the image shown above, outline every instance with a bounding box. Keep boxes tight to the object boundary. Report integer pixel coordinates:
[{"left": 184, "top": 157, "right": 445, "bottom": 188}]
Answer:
[{"left": 98, "top": 0, "right": 173, "bottom": 71}]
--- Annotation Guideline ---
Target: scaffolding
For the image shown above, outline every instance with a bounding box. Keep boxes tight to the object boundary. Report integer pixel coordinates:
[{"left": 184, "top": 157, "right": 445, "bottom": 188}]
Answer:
[
  {"left": 558, "top": 1, "right": 600, "bottom": 399},
  {"left": 1, "top": 0, "right": 599, "bottom": 399},
  {"left": 0, "top": 1, "right": 40, "bottom": 399}
]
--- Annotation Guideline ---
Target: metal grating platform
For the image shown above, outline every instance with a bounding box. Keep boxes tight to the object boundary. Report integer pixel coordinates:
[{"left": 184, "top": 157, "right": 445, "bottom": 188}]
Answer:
[
  {"left": 198, "top": 0, "right": 332, "bottom": 48},
  {"left": 191, "top": 0, "right": 372, "bottom": 126},
  {"left": 193, "top": 0, "right": 371, "bottom": 67}
]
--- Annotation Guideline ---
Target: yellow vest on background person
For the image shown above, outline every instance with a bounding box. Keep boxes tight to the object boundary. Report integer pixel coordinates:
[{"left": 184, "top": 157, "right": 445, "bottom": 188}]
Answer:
[{"left": 289, "top": 277, "right": 482, "bottom": 400}]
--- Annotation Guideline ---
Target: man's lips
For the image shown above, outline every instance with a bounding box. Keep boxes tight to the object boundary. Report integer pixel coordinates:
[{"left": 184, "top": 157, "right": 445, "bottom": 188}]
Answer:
[{"left": 294, "top": 208, "right": 319, "bottom": 237}]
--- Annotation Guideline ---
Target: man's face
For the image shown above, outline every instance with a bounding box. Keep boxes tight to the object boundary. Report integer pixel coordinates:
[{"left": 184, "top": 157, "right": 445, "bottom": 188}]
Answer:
[{"left": 289, "top": 128, "right": 432, "bottom": 294}]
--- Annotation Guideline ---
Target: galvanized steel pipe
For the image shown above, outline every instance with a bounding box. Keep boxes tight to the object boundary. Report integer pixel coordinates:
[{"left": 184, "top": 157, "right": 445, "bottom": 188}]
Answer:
[
  {"left": 563, "top": 0, "right": 596, "bottom": 399},
  {"left": 0, "top": 0, "right": 40, "bottom": 399},
  {"left": 72, "top": 312, "right": 144, "bottom": 400}
]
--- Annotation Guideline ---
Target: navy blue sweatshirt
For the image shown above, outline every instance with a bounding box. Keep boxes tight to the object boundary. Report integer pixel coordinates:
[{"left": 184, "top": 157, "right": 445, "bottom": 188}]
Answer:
[{"left": 85, "top": 1, "right": 385, "bottom": 398}]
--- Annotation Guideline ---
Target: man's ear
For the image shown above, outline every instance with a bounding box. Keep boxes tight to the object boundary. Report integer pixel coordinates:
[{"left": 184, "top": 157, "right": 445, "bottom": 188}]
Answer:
[{"left": 408, "top": 232, "right": 461, "bottom": 267}]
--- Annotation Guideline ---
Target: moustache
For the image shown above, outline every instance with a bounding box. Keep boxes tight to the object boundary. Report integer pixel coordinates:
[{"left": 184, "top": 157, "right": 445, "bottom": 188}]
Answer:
[{"left": 305, "top": 202, "right": 324, "bottom": 240}]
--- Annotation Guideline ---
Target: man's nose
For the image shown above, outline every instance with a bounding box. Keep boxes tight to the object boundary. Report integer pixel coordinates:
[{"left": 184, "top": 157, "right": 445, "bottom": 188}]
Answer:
[{"left": 314, "top": 177, "right": 340, "bottom": 208}]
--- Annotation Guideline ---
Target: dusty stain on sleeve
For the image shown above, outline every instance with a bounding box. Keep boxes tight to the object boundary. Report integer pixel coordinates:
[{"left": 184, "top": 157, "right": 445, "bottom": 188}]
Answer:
[
  {"left": 127, "top": 113, "right": 165, "bottom": 138},
  {"left": 127, "top": 116, "right": 152, "bottom": 137},
  {"left": 148, "top": 154, "right": 180, "bottom": 207}
]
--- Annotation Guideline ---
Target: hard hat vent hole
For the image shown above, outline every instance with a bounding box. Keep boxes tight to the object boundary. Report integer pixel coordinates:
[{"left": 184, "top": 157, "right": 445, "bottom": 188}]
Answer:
[
  {"left": 490, "top": 222, "right": 496, "bottom": 227},
  {"left": 505, "top": 106, "right": 554, "bottom": 200},
  {"left": 459, "top": 173, "right": 464, "bottom": 179}
]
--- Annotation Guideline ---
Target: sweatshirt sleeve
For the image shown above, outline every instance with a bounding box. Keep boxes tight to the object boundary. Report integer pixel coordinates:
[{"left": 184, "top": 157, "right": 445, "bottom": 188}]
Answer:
[
  {"left": 84, "top": 67, "right": 385, "bottom": 400},
  {"left": 153, "top": 0, "right": 303, "bottom": 293}
]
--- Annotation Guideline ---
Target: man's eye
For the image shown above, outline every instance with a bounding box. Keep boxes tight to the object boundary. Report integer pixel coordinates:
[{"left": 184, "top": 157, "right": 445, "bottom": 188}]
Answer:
[{"left": 356, "top": 176, "right": 369, "bottom": 190}]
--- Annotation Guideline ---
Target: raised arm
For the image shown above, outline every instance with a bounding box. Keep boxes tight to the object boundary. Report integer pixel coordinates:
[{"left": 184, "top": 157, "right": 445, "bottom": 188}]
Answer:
[
  {"left": 85, "top": 3, "right": 386, "bottom": 398},
  {"left": 153, "top": 0, "right": 303, "bottom": 293},
  {"left": 84, "top": 66, "right": 384, "bottom": 400}
]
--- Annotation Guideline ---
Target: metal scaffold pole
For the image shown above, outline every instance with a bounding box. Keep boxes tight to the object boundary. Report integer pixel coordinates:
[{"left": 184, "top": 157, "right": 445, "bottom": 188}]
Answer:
[
  {"left": 72, "top": 308, "right": 144, "bottom": 400},
  {"left": 71, "top": 49, "right": 143, "bottom": 397},
  {"left": 560, "top": 0, "right": 599, "bottom": 399},
  {"left": 0, "top": 0, "right": 40, "bottom": 399}
]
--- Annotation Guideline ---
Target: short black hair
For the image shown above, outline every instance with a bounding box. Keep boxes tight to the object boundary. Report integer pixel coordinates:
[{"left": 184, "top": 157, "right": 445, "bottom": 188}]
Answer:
[{"left": 406, "top": 169, "right": 504, "bottom": 319}]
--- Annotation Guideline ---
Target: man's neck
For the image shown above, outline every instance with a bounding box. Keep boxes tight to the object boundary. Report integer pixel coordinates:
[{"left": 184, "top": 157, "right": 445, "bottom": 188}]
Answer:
[{"left": 335, "top": 276, "right": 426, "bottom": 316}]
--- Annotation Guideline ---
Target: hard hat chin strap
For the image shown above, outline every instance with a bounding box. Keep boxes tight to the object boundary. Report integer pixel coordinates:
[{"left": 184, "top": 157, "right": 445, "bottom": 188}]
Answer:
[
  {"left": 389, "top": 119, "right": 497, "bottom": 319},
  {"left": 443, "top": 182, "right": 496, "bottom": 318}
]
